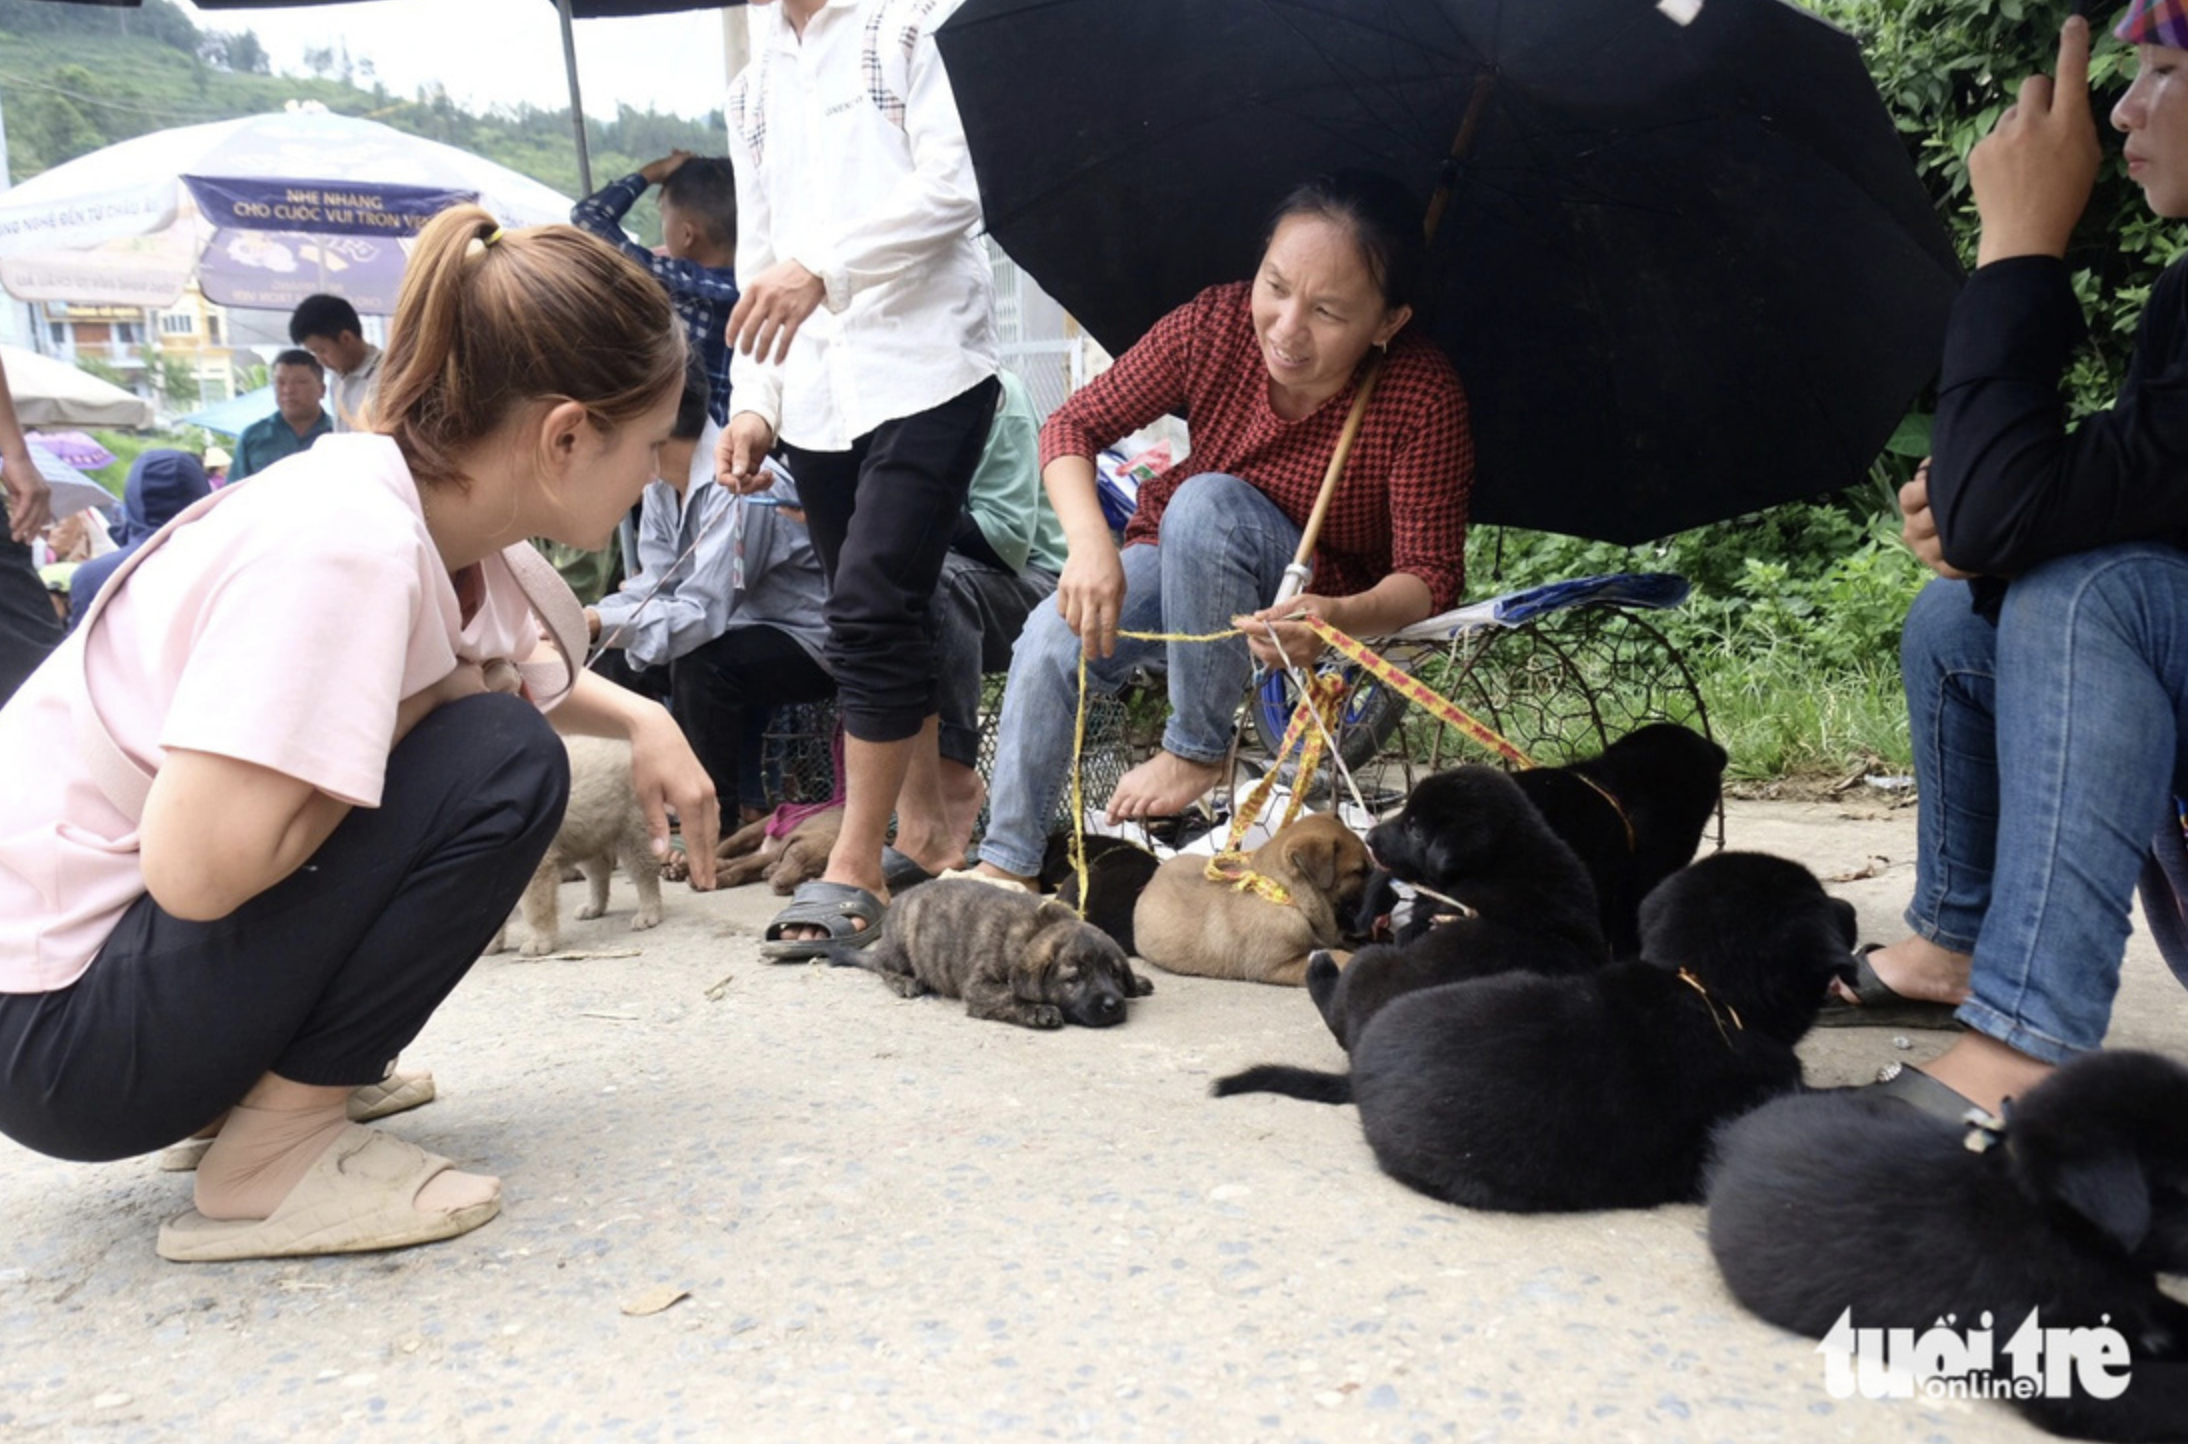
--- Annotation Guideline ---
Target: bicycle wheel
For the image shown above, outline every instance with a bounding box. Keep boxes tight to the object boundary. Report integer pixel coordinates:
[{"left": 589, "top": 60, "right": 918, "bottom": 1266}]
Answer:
[{"left": 1249, "top": 663, "right": 1409, "bottom": 773}]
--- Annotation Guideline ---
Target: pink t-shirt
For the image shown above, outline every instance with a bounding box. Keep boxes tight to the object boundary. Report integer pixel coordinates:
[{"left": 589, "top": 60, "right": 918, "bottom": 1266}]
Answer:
[{"left": 0, "top": 434, "right": 548, "bottom": 993}]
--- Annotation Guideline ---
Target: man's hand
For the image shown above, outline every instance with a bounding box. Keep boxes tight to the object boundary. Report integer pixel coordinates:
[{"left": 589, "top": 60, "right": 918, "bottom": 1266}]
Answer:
[
  {"left": 1970, "top": 16, "right": 2100, "bottom": 266},
  {"left": 1901, "top": 462, "right": 1972, "bottom": 580},
  {"left": 639, "top": 150, "right": 695, "bottom": 187},
  {"left": 724, "top": 259, "right": 827, "bottom": 367},
  {"left": 716, "top": 412, "right": 777, "bottom": 495},
  {"left": 1054, "top": 542, "right": 1128, "bottom": 658},
  {"left": 2, "top": 448, "right": 51, "bottom": 543}
]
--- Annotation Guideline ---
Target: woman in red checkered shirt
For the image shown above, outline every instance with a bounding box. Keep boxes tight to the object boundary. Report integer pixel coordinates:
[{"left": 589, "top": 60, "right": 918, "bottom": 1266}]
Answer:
[{"left": 969, "top": 172, "right": 1473, "bottom": 886}]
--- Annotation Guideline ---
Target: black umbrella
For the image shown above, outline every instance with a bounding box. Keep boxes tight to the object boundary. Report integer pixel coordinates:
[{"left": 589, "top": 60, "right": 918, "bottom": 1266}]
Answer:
[{"left": 936, "top": 0, "right": 1963, "bottom": 545}]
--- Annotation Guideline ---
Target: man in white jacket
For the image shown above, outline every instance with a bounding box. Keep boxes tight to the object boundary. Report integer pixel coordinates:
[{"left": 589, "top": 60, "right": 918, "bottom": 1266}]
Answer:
[{"left": 717, "top": 0, "right": 1001, "bottom": 959}]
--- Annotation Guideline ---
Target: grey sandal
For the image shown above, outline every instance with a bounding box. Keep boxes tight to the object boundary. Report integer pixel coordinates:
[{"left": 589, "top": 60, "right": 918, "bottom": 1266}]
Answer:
[
  {"left": 1814, "top": 944, "right": 1965, "bottom": 1030},
  {"left": 760, "top": 880, "right": 886, "bottom": 962}
]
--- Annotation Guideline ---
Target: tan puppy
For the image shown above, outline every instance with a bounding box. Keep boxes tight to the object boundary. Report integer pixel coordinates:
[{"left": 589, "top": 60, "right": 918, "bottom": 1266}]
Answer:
[
  {"left": 699, "top": 805, "right": 845, "bottom": 892},
  {"left": 490, "top": 736, "right": 662, "bottom": 957},
  {"left": 1132, "top": 814, "right": 1374, "bottom": 985}
]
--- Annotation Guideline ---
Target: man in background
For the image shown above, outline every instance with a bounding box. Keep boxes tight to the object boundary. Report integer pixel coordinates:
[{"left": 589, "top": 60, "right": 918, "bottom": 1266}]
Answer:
[
  {"left": 572, "top": 151, "right": 740, "bottom": 424},
  {"left": 287, "top": 294, "right": 381, "bottom": 433},
  {"left": 229, "top": 351, "right": 330, "bottom": 482}
]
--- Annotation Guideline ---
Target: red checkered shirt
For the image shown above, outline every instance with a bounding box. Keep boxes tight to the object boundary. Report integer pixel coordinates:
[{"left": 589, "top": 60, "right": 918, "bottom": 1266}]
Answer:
[{"left": 1041, "top": 282, "right": 1472, "bottom": 610}]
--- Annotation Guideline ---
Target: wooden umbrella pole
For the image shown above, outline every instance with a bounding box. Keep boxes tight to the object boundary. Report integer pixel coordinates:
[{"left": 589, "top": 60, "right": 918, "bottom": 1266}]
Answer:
[{"left": 1272, "top": 351, "right": 1385, "bottom": 606}]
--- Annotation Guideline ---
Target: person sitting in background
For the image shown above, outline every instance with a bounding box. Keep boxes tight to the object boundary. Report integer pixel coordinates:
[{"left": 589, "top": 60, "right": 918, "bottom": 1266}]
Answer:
[
  {"left": 67, "top": 450, "right": 212, "bottom": 629},
  {"left": 288, "top": 294, "right": 382, "bottom": 433},
  {"left": 203, "top": 446, "right": 231, "bottom": 488},
  {"left": 572, "top": 151, "right": 740, "bottom": 425},
  {"left": 229, "top": 351, "right": 331, "bottom": 482},
  {"left": 886, "top": 370, "right": 1065, "bottom": 882},
  {"left": 590, "top": 357, "right": 831, "bottom": 829}
]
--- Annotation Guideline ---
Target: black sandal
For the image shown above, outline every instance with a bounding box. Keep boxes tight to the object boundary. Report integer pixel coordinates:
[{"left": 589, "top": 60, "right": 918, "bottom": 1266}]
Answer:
[{"left": 1814, "top": 944, "right": 1965, "bottom": 1030}]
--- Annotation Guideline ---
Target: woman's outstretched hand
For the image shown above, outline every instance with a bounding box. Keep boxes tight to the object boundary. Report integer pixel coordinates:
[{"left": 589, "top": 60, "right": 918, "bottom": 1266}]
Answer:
[
  {"left": 1971, "top": 15, "right": 2100, "bottom": 266},
  {"left": 629, "top": 709, "right": 720, "bottom": 891}
]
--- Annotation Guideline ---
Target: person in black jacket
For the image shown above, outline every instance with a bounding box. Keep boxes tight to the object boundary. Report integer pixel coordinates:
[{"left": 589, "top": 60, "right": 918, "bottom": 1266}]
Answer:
[{"left": 1835, "top": 5, "right": 2188, "bottom": 1117}]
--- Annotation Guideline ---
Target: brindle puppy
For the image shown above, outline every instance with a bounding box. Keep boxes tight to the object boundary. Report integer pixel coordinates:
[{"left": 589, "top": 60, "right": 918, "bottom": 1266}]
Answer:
[{"left": 853, "top": 879, "right": 1155, "bottom": 1029}]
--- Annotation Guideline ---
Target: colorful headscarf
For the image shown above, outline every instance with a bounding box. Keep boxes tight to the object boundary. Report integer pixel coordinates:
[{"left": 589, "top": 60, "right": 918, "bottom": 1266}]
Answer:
[{"left": 2118, "top": 0, "right": 2188, "bottom": 48}]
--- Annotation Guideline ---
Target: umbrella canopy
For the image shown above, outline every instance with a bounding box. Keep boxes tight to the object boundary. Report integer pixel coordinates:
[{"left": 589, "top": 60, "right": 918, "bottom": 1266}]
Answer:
[
  {"left": 1, "top": 442, "right": 118, "bottom": 521},
  {"left": 180, "top": 385, "right": 279, "bottom": 440},
  {"left": 0, "top": 344, "right": 156, "bottom": 428},
  {"left": 0, "top": 110, "right": 574, "bottom": 313},
  {"left": 937, "top": 0, "right": 1963, "bottom": 545},
  {"left": 21, "top": 431, "right": 116, "bottom": 470}
]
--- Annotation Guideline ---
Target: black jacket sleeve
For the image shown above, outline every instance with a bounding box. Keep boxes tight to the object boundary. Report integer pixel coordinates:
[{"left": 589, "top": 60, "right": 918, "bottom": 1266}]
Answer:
[{"left": 1929, "top": 254, "right": 2188, "bottom": 577}]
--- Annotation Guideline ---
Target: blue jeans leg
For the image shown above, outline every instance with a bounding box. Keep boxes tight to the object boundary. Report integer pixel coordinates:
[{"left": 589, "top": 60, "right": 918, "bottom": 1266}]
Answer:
[
  {"left": 977, "top": 543, "right": 1171, "bottom": 878},
  {"left": 1899, "top": 578, "right": 1998, "bottom": 953},
  {"left": 1953, "top": 544, "right": 2188, "bottom": 1061},
  {"left": 1152, "top": 473, "right": 1301, "bottom": 762}
]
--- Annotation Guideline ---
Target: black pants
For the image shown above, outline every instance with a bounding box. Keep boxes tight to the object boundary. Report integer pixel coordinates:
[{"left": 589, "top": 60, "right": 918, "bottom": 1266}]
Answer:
[
  {"left": 0, "top": 694, "right": 569, "bottom": 1163},
  {"left": 0, "top": 535, "right": 61, "bottom": 708},
  {"left": 669, "top": 624, "right": 836, "bottom": 812},
  {"left": 779, "top": 376, "right": 1000, "bottom": 744}
]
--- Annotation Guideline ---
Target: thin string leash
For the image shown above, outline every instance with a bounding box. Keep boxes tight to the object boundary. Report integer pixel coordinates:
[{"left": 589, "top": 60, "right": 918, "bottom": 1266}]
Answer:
[{"left": 585, "top": 486, "right": 749, "bottom": 667}]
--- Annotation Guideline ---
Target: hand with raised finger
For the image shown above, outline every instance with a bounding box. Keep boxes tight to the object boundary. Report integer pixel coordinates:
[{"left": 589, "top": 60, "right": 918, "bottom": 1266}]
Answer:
[
  {"left": 1971, "top": 15, "right": 2100, "bottom": 265},
  {"left": 724, "top": 259, "right": 827, "bottom": 366}
]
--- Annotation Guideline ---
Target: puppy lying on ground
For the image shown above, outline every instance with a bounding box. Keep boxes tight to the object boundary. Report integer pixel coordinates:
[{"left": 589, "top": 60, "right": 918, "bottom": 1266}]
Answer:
[
  {"left": 490, "top": 735, "right": 662, "bottom": 957},
  {"left": 1133, "top": 815, "right": 1374, "bottom": 985},
  {"left": 1512, "top": 722, "right": 1726, "bottom": 956},
  {"left": 705, "top": 805, "right": 843, "bottom": 893},
  {"left": 1042, "top": 833, "right": 1163, "bottom": 957},
  {"left": 1219, "top": 852, "right": 1856, "bottom": 1213},
  {"left": 1707, "top": 1051, "right": 2188, "bottom": 1440},
  {"left": 1309, "top": 766, "right": 1606, "bottom": 1051},
  {"left": 854, "top": 879, "right": 1155, "bottom": 1029}
]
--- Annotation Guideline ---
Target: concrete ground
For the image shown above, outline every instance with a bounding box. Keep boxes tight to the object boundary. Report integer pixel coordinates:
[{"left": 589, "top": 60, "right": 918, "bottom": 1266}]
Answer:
[{"left": 4, "top": 798, "right": 2185, "bottom": 1444}]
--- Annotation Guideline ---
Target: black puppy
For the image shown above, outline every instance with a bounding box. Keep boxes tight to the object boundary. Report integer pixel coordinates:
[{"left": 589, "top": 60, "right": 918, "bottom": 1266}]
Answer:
[
  {"left": 1040, "top": 833, "right": 1162, "bottom": 957},
  {"left": 1512, "top": 722, "right": 1726, "bottom": 956},
  {"left": 1707, "top": 1051, "right": 2188, "bottom": 1441},
  {"left": 1304, "top": 765, "right": 1606, "bottom": 1053},
  {"left": 1220, "top": 852, "right": 1856, "bottom": 1214}
]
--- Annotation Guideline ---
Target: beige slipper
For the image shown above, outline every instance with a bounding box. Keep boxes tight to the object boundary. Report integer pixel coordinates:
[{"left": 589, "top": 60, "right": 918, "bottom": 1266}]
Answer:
[
  {"left": 156, "top": 1069, "right": 438, "bottom": 1172},
  {"left": 156, "top": 1124, "right": 501, "bottom": 1263},
  {"left": 347, "top": 1068, "right": 437, "bottom": 1122}
]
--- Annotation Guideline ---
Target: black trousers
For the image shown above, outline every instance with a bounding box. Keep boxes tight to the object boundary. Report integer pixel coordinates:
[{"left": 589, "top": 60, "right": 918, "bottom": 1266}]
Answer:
[
  {"left": 778, "top": 375, "right": 1000, "bottom": 744},
  {"left": 669, "top": 624, "right": 835, "bottom": 812},
  {"left": 0, "top": 535, "right": 61, "bottom": 708},
  {"left": 0, "top": 693, "right": 569, "bottom": 1163}
]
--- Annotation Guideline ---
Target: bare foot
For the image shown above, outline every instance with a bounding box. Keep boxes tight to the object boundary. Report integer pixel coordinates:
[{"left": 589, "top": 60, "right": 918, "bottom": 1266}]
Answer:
[
  {"left": 1919, "top": 1032, "right": 2055, "bottom": 1117},
  {"left": 1105, "top": 750, "right": 1224, "bottom": 822},
  {"left": 1831, "top": 935, "right": 1970, "bottom": 1007}
]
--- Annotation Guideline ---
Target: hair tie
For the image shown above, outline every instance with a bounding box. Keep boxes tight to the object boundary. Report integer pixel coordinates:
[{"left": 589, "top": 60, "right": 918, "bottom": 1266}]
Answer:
[
  {"left": 465, "top": 227, "right": 505, "bottom": 260},
  {"left": 485, "top": 227, "right": 504, "bottom": 247}
]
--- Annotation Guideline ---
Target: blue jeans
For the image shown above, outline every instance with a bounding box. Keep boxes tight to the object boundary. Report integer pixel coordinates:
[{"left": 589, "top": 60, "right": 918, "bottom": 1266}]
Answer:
[
  {"left": 1901, "top": 543, "right": 2188, "bottom": 1061},
  {"left": 976, "top": 474, "right": 1299, "bottom": 877}
]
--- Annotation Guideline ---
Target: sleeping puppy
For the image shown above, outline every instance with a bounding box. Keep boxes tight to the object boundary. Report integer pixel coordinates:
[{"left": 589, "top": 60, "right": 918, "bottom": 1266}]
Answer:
[
  {"left": 1133, "top": 815, "right": 1374, "bottom": 985},
  {"left": 1306, "top": 766, "right": 1607, "bottom": 1049},
  {"left": 854, "top": 879, "right": 1155, "bottom": 1029},
  {"left": 1707, "top": 1051, "right": 2188, "bottom": 1440},
  {"left": 489, "top": 735, "right": 662, "bottom": 957},
  {"left": 1512, "top": 722, "right": 1726, "bottom": 956},
  {"left": 708, "top": 805, "right": 843, "bottom": 893},
  {"left": 1218, "top": 852, "right": 1857, "bottom": 1213},
  {"left": 1042, "top": 833, "right": 1163, "bottom": 957}
]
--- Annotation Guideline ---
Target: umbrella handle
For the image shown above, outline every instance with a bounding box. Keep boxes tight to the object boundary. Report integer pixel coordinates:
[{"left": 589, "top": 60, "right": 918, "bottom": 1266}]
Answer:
[{"left": 1279, "top": 352, "right": 1385, "bottom": 605}]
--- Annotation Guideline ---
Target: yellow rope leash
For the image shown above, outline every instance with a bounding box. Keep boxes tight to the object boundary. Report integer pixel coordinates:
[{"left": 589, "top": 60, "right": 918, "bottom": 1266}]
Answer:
[{"left": 1061, "top": 621, "right": 1538, "bottom": 914}]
